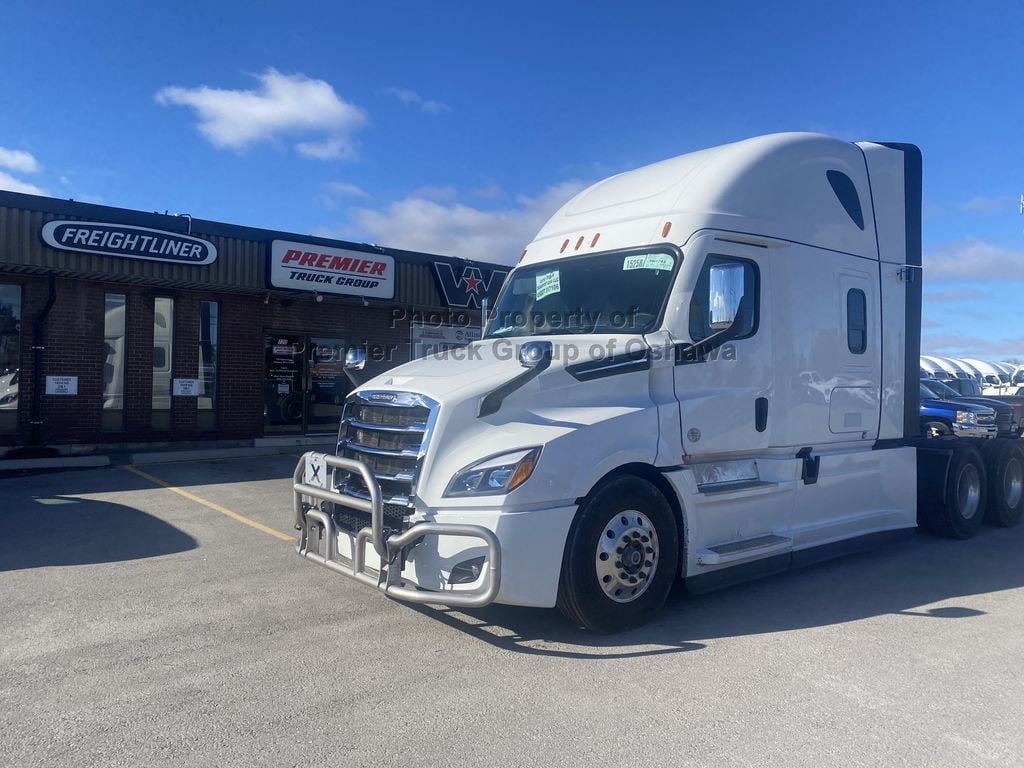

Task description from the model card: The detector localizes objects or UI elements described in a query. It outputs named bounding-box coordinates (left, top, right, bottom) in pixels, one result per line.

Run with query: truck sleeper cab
left=294, top=133, right=1024, bottom=632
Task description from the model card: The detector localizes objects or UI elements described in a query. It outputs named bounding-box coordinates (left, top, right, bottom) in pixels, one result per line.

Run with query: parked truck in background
left=963, top=358, right=1012, bottom=395
left=293, top=133, right=1024, bottom=632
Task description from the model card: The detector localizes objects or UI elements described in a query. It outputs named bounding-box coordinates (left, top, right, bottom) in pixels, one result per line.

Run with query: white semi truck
left=293, top=133, right=1024, bottom=632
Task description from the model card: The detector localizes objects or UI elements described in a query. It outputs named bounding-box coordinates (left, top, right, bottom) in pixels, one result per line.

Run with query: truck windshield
left=485, top=249, right=678, bottom=337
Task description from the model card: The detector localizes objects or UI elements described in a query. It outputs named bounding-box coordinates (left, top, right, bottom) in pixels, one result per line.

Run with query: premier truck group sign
left=269, top=240, right=395, bottom=299
left=41, top=221, right=218, bottom=265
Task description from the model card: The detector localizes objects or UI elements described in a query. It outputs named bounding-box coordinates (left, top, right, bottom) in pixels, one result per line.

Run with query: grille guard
left=293, top=452, right=501, bottom=608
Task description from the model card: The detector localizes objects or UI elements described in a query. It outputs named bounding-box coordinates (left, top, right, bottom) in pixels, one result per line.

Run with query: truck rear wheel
left=557, top=476, right=679, bottom=633
left=982, top=439, right=1024, bottom=527
left=919, top=444, right=987, bottom=539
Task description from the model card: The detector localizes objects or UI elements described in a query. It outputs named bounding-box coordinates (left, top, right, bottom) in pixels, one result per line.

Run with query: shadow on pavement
left=410, top=527, right=1024, bottom=658
left=0, top=494, right=197, bottom=571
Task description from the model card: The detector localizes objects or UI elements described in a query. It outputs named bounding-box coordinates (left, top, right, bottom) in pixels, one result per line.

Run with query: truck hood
left=350, top=334, right=659, bottom=509
left=356, top=338, right=527, bottom=405
left=354, top=335, right=647, bottom=408
left=920, top=397, right=993, bottom=414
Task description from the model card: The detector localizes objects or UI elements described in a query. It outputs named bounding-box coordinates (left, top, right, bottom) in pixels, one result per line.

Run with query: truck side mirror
left=344, top=347, right=367, bottom=387
left=344, top=348, right=366, bottom=371
left=708, top=262, right=746, bottom=331
left=679, top=295, right=752, bottom=364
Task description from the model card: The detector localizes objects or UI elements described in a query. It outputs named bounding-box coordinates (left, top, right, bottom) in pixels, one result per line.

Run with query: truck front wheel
left=557, top=476, right=679, bottom=633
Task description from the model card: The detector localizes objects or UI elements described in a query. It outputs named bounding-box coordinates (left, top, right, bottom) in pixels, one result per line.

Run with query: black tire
left=982, top=439, right=1024, bottom=527
left=557, top=476, right=679, bottom=633
left=919, top=444, right=987, bottom=539
left=921, top=419, right=952, bottom=439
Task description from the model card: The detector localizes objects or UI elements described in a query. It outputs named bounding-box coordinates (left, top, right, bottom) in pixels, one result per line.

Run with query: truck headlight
left=444, top=448, right=541, bottom=497
left=956, top=411, right=976, bottom=425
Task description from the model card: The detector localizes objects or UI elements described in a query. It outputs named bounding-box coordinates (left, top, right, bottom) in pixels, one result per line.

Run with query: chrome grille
left=332, top=391, right=438, bottom=533
left=977, top=413, right=995, bottom=425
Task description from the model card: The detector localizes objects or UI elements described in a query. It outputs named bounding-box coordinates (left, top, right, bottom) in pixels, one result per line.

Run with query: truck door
left=673, top=243, right=774, bottom=457
left=670, top=238, right=795, bottom=562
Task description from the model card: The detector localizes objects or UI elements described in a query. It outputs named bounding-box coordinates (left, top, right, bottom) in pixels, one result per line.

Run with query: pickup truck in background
left=936, top=375, right=1024, bottom=434
left=919, top=381, right=997, bottom=439
left=920, top=378, right=1014, bottom=437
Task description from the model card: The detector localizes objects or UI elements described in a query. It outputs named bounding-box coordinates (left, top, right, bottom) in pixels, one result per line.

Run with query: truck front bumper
left=950, top=423, right=997, bottom=439
left=293, top=452, right=502, bottom=609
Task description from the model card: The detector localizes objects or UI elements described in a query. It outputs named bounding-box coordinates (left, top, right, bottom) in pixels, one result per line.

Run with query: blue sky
left=0, top=1, right=1022, bottom=358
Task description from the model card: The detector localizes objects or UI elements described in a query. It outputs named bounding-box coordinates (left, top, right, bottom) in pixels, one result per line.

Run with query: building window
left=847, top=288, right=867, bottom=354
left=0, top=284, right=21, bottom=434
left=102, top=294, right=126, bottom=431
left=152, top=297, right=174, bottom=430
left=198, top=301, right=218, bottom=431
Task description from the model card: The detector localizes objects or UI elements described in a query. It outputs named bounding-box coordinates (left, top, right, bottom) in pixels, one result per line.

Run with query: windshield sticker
left=624, top=253, right=674, bottom=271
left=535, top=270, right=561, bottom=300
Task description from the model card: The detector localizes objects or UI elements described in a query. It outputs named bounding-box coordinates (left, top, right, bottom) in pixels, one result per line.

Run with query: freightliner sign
left=41, top=221, right=217, bottom=265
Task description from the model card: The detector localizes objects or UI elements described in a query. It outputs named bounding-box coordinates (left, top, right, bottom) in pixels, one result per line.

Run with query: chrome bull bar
left=292, top=452, right=501, bottom=608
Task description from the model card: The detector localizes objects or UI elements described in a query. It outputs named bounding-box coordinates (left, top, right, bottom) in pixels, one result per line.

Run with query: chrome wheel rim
left=595, top=509, right=659, bottom=603
left=957, top=463, right=981, bottom=520
left=1004, top=456, right=1023, bottom=509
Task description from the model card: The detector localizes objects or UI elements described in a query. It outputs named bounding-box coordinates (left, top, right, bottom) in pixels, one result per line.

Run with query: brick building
left=0, top=191, right=509, bottom=457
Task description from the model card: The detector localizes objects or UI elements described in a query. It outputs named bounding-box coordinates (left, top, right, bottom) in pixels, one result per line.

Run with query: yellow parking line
left=123, top=464, right=294, bottom=542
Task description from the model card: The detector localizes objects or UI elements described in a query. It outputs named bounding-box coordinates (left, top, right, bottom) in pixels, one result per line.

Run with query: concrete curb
left=126, top=446, right=299, bottom=465
left=1, top=444, right=335, bottom=472
left=0, top=455, right=111, bottom=471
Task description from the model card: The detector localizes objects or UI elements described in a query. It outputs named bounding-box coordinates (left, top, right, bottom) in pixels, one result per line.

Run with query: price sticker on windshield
left=623, top=253, right=674, bottom=271
left=536, top=270, right=560, bottom=300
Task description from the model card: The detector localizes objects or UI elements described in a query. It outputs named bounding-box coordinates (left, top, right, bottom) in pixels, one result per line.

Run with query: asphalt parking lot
left=2, top=455, right=1023, bottom=768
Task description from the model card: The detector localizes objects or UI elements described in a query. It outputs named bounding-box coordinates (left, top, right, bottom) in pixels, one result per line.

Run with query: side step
left=697, top=533, right=792, bottom=565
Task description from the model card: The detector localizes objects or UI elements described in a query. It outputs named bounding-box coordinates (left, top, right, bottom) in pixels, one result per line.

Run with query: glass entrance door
left=264, top=334, right=305, bottom=433
left=306, top=336, right=349, bottom=433
left=263, top=334, right=351, bottom=434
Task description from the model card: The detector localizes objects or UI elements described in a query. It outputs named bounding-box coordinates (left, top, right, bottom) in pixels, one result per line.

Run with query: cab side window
left=688, top=255, right=759, bottom=342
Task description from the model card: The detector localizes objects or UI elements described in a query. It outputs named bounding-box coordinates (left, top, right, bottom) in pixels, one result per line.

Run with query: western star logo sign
left=432, top=262, right=509, bottom=308
left=269, top=240, right=395, bottom=300
left=41, top=221, right=217, bottom=265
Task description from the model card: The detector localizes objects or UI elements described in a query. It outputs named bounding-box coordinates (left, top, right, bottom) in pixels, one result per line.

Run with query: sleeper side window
left=847, top=288, right=867, bottom=354
left=688, top=255, right=759, bottom=342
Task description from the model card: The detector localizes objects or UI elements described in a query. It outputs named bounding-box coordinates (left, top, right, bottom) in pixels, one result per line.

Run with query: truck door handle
left=755, top=397, right=768, bottom=432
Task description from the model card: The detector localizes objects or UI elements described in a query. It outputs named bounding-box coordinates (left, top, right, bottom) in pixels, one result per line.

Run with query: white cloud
left=409, top=185, right=457, bottom=203
left=155, top=68, right=367, bottom=158
left=344, top=181, right=586, bottom=262
left=471, top=180, right=504, bottom=200
left=923, top=331, right=1024, bottom=357
left=959, top=195, right=1016, bottom=214
left=321, top=181, right=369, bottom=210
left=0, top=170, right=46, bottom=196
left=295, top=137, right=355, bottom=161
left=923, top=238, right=1024, bottom=282
left=923, top=287, right=990, bottom=304
left=0, top=147, right=40, bottom=174
left=325, top=181, right=369, bottom=199
left=381, top=87, right=450, bottom=114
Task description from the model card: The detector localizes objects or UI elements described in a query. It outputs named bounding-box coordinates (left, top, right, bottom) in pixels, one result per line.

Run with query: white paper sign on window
left=535, top=270, right=561, bottom=300
left=45, top=376, right=78, bottom=395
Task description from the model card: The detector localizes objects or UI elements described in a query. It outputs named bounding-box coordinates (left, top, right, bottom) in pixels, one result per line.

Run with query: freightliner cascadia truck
left=293, top=133, right=1024, bottom=632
